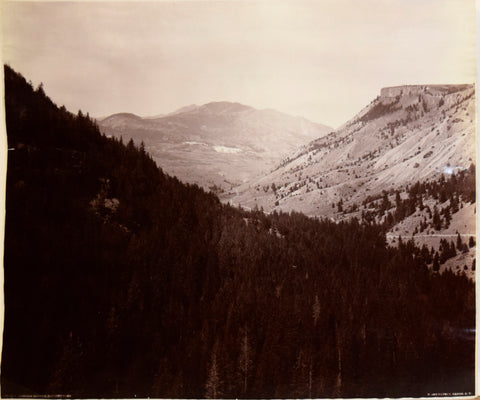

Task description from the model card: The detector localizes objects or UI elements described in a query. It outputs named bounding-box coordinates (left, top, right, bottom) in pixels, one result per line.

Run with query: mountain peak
left=198, top=101, right=254, bottom=114
left=98, top=100, right=331, bottom=189
left=101, top=112, right=142, bottom=121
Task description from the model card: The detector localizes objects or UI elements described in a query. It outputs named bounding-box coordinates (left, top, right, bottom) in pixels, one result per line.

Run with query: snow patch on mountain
left=213, top=146, right=242, bottom=154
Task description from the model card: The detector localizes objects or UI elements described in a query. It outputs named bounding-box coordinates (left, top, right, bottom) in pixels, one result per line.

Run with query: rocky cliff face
left=380, top=84, right=472, bottom=98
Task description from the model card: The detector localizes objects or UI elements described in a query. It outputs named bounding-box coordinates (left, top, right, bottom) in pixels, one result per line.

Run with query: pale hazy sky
left=1, top=0, right=476, bottom=127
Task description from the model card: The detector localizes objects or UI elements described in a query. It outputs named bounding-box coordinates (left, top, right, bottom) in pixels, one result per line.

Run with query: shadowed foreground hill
left=1, top=65, right=475, bottom=398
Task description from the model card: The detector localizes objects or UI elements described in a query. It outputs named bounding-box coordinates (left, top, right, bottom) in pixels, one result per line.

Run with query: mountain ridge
left=225, top=83, right=475, bottom=217
left=100, top=100, right=331, bottom=125
left=98, top=101, right=332, bottom=189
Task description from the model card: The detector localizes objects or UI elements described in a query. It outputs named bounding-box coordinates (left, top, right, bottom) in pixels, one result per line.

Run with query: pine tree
left=450, top=193, right=459, bottom=213
left=432, top=206, right=442, bottom=230
left=337, top=199, right=343, bottom=213
left=205, top=348, right=222, bottom=399
left=433, top=252, right=440, bottom=272
left=418, top=195, right=424, bottom=211
left=450, top=241, right=457, bottom=258
left=395, top=191, right=401, bottom=209
left=238, top=328, right=253, bottom=396
left=456, top=233, right=463, bottom=251
left=443, top=206, right=451, bottom=228
left=381, top=191, right=391, bottom=212
left=469, top=236, right=475, bottom=248
left=333, top=321, right=343, bottom=397
left=312, top=295, right=321, bottom=326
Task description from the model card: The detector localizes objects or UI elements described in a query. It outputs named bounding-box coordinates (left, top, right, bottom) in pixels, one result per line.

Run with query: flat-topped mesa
left=380, top=84, right=473, bottom=98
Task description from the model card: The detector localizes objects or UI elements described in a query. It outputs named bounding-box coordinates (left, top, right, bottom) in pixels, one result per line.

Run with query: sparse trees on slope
left=2, top=65, right=475, bottom=399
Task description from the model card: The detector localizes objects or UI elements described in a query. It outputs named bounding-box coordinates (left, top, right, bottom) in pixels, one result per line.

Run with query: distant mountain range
left=98, top=102, right=332, bottom=190
left=98, top=85, right=476, bottom=275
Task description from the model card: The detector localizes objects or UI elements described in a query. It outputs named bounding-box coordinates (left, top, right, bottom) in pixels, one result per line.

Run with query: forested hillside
left=228, top=84, right=475, bottom=218
left=2, top=65, right=475, bottom=398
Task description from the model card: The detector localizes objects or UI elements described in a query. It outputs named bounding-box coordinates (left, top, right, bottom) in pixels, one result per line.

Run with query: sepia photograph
left=0, top=0, right=477, bottom=398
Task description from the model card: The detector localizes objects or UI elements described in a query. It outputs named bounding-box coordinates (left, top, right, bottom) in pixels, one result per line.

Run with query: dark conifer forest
left=1, top=65, right=476, bottom=398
